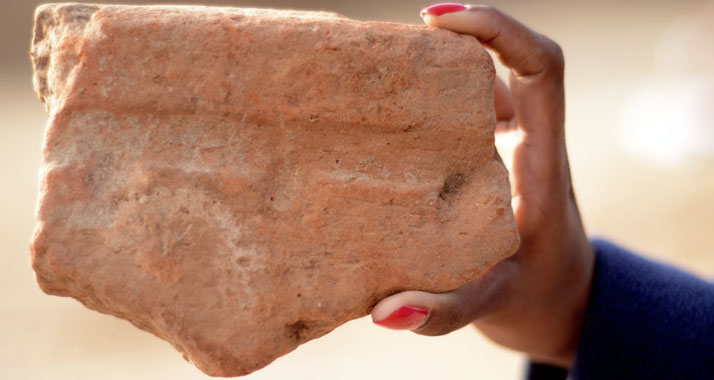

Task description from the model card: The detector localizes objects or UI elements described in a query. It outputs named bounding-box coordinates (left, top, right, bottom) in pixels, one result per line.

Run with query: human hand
left=371, top=4, right=595, bottom=367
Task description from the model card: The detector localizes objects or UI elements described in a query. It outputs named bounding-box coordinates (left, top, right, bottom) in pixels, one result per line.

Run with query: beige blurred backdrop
left=2, top=0, right=713, bottom=379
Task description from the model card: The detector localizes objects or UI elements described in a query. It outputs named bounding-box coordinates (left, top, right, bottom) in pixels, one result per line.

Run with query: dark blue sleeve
left=571, top=238, right=714, bottom=380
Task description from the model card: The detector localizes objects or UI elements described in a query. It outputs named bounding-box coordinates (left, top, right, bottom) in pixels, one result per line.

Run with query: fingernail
left=420, top=3, right=467, bottom=17
left=373, top=306, right=429, bottom=330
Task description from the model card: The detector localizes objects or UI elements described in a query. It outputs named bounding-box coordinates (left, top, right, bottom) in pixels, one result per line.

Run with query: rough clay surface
left=30, top=3, right=519, bottom=377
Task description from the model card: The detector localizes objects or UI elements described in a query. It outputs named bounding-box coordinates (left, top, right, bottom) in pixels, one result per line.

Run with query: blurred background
left=2, top=0, right=713, bottom=379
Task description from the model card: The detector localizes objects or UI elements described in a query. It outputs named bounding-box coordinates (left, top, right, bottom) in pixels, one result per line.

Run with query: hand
left=371, top=4, right=595, bottom=368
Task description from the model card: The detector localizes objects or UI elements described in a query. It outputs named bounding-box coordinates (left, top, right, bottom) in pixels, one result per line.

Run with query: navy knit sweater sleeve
left=573, top=239, right=714, bottom=379
left=525, top=239, right=714, bottom=380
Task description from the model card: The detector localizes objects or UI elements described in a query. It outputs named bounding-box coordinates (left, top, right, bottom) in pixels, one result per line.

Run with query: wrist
left=546, top=206, right=595, bottom=367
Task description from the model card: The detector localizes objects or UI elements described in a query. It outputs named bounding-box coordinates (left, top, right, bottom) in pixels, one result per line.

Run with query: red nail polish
left=374, top=306, right=429, bottom=330
left=420, top=3, right=467, bottom=17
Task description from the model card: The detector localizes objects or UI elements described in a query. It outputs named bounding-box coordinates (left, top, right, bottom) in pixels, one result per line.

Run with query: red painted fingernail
left=420, top=3, right=467, bottom=17
left=373, top=306, right=429, bottom=330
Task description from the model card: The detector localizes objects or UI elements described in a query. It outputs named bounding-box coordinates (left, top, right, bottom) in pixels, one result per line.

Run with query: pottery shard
left=30, top=3, right=519, bottom=377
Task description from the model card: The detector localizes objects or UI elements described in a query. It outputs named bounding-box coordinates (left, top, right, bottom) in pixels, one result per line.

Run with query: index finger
left=421, top=5, right=564, bottom=79
left=421, top=4, right=568, bottom=199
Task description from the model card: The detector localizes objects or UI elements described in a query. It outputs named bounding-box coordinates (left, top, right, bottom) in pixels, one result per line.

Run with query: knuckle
left=417, top=308, right=464, bottom=336
left=471, top=4, right=498, bottom=16
left=514, top=37, right=564, bottom=77
left=550, top=44, right=565, bottom=70
left=542, top=37, right=565, bottom=72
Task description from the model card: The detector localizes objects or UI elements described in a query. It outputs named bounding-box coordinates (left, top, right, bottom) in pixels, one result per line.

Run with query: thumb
left=371, top=284, right=487, bottom=336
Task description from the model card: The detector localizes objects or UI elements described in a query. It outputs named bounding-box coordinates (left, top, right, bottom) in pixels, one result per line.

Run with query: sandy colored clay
left=30, top=3, right=518, bottom=376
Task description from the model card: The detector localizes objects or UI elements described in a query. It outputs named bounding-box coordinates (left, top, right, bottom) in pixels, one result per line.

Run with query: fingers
left=421, top=5, right=565, bottom=137
left=494, top=76, right=515, bottom=133
left=422, top=4, right=569, bottom=210
left=371, top=264, right=513, bottom=336
left=372, top=290, right=471, bottom=336
left=421, top=5, right=564, bottom=79
left=494, top=76, right=514, bottom=121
